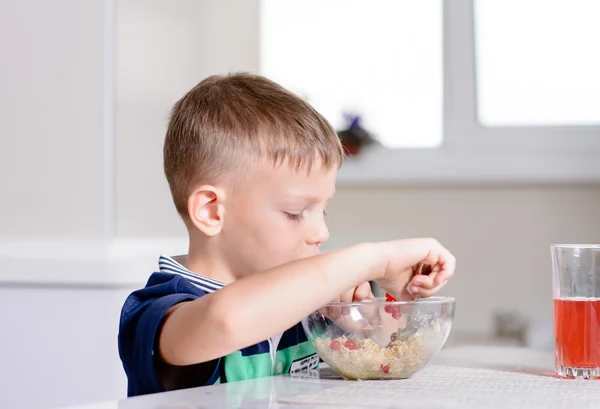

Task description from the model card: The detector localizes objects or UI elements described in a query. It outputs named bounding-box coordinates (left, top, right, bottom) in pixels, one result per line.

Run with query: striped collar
left=158, top=254, right=226, bottom=293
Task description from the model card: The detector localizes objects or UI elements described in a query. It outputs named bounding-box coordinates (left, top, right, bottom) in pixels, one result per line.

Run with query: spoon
left=386, top=263, right=432, bottom=341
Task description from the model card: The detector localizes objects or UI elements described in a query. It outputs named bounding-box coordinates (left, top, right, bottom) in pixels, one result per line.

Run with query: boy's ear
left=187, top=185, right=226, bottom=236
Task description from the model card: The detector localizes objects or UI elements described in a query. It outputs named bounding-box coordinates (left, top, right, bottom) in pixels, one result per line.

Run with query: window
left=474, top=0, right=600, bottom=126
left=259, top=0, right=443, bottom=148
left=260, top=0, right=600, bottom=183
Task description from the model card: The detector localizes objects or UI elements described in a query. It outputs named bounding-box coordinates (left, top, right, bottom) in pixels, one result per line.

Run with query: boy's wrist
left=351, top=242, right=388, bottom=282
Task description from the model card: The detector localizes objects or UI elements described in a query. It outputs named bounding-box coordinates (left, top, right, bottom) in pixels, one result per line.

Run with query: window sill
left=335, top=146, right=600, bottom=186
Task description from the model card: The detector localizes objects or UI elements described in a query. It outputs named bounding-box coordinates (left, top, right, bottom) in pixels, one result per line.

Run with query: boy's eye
left=284, top=212, right=304, bottom=223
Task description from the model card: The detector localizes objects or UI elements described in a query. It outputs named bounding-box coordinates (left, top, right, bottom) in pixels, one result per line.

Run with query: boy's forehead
left=252, top=160, right=337, bottom=196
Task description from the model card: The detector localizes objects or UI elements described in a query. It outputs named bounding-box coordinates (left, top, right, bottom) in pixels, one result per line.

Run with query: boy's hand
left=335, top=281, right=374, bottom=304
left=322, top=282, right=377, bottom=333
left=376, top=238, right=455, bottom=301
left=325, top=281, right=374, bottom=319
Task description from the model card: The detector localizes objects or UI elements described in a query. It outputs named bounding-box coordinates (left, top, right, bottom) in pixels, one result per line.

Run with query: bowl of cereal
left=301, top=296, right=455, bottom=380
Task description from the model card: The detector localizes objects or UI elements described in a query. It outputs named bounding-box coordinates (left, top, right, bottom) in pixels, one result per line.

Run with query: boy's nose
left=306, top=221, right=329, bottom=247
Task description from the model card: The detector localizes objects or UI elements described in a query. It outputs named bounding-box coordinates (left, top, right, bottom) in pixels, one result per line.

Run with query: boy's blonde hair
left=164, top=73, right=344, bottom=216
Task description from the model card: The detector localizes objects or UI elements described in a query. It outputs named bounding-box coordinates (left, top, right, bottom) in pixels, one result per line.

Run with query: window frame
left=259, top=0, right=600, bottom=185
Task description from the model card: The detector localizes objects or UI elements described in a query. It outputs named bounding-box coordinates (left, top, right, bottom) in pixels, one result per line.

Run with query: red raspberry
left=330, top=340, right=341, bottom=350
left=380, top=364, right=390, bottom=374
left=384, top=305, right=394, bottom=314
left=344, top=339, right=356, bottom=350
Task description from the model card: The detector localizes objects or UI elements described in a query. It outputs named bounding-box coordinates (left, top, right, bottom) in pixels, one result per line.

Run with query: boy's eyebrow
left=282, top=193, right=335, bottom=203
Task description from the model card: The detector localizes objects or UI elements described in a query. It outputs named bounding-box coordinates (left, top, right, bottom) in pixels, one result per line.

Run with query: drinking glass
left=552, top=244, right=600, bottom=379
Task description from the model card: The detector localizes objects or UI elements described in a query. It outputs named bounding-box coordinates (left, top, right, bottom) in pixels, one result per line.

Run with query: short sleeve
left=132, top=293, right=198, bottom=394
left=118, top=273, right=222, bottom=396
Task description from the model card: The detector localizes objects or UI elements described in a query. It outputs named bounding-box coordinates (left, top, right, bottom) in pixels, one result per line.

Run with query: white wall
left=1, top=1, right=599, bottom=409
left=0, top=286, right=133, bottom=409
left=115, top=0, right=259, bottom=236
left=0, top=0, right=109, bottom=239
left=0, top=1, right=123, bottom=407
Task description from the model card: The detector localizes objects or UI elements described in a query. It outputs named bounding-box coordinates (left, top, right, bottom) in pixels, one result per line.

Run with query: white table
left=64, top=346, right=600, bottom=409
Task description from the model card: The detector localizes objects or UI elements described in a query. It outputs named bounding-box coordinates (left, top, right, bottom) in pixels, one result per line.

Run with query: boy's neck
left=183, top=240, right=238, bottom=285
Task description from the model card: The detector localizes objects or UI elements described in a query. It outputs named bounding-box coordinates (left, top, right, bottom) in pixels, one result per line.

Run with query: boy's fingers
left=411, top=269, right=451, bottom=295
left=340, top=288, right=355, bottom=303
left=411, top=274, right=436, bottom=289
left=339, top=288, right=356, bottom=315
left=353, top=282, right=372, bottom=302
left=417, top=280, right=448, bottom=298
left=435, top=272, right=451, bottom=286
left=327, top=305, right=340, bottom=320
left=416, top=288, right=436, bottom=298
left=435, top=253, right=456, bottom=283
left=420, top=244, right=455, bottom=275
left=436, top=267, right=454, bottom=284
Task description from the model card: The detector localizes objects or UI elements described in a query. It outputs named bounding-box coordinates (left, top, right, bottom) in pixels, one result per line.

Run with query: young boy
left=118, top=73, right=455, bottom=396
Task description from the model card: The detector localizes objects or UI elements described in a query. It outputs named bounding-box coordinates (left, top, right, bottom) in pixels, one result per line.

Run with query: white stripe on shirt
left=159, top=256, right=226, bottom=287
left=158, top=254, right=226, bottom=291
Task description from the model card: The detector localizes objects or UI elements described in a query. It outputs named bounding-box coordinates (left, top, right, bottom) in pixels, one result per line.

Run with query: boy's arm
left=159, top=238, right=455, bottom=367
left=159, top=242, right=386, bottom=366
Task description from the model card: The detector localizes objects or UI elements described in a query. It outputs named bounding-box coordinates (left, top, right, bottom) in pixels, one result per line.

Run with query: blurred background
left=1, top=0, right=599, bottom=408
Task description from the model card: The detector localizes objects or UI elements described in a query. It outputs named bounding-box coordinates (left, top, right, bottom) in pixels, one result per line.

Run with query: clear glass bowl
left=301, top=296, right=455, bottom=380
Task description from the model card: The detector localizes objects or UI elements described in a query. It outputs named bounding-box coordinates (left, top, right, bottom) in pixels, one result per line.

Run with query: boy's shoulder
left=120, top=255, right=224, bottom=314
left=119, top=254, right=227, bottom=330
left=118, top=255, right=226, bottom=395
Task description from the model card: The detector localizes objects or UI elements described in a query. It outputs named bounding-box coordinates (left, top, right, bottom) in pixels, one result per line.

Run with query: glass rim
left=325, top=296, right=455, bottom=307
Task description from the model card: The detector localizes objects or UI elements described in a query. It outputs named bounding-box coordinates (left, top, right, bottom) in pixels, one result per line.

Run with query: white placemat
left=279, top=364, right=600, bottom=409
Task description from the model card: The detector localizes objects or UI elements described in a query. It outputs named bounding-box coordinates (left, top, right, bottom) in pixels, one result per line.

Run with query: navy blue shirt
left=118, top=255, right=319, bottom=397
